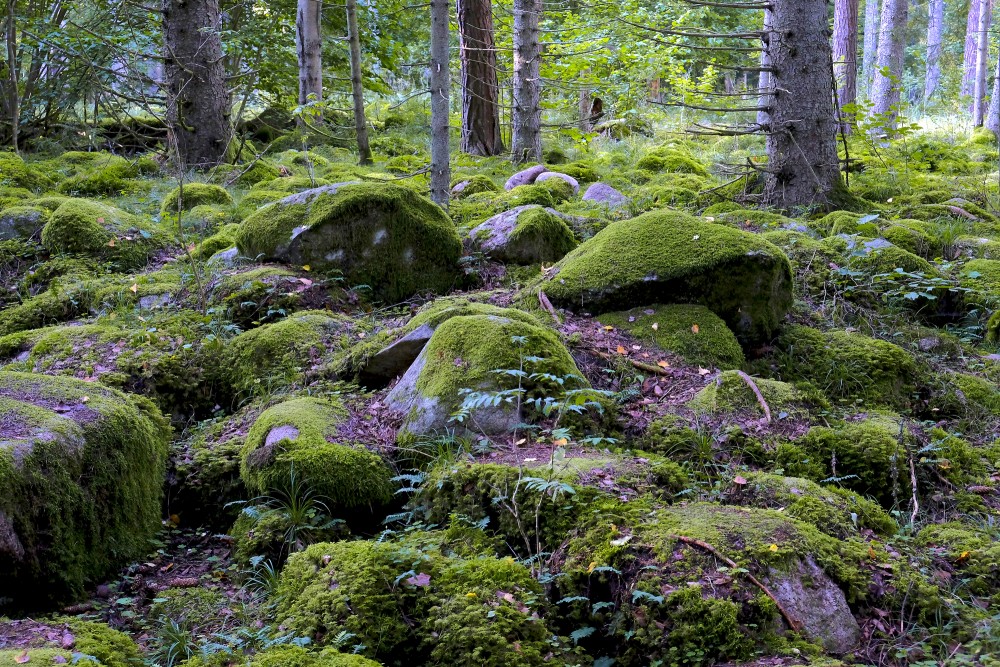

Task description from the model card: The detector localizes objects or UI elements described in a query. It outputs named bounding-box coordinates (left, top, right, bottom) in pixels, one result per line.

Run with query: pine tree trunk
left=4, top=1, right=18, bottom=152
left=579, top=84, right=592, bottom=132
left=296, top=0, right=323, bottom=113
left=869, top=0, right=907, bottom=134
left=457, top=0, right=503, bottom=155
left=346, top=0, right=372, bottom=165
left=986, top=53, right=1000, bottom=136
left=861, top=0, right=880, bottom=98
left=923, top=0, right=944, bottom=104
left=833, top=0, right=859, bottom=131
left=162, top=0, right=231, bottom=169
left=511, top=0, right=541, bottom=163
left=762, top=0, right=843, bottom=210
left=973, top=0, right=991, bottom=125
left=429, top=0, right=451, bottom=206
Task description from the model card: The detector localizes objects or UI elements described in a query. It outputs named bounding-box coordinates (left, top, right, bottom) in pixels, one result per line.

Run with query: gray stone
left=504, top=165, right=547, bottom=191
left=0, top=206, right=47, bottom=241
left=264, top=424, right=300, bottom=447
left=469, top=205, right=576, bottom=264
left=535, top=171, right=580, bottom=194
left=359, top=323, right=435, bottom=387
left=450, top=180, right=472, bottom=197
left=207, top=246, right=241, bottom=267
left=582, top=182, right=629, bottom=207
left=766, top=557, right=860, bottom=654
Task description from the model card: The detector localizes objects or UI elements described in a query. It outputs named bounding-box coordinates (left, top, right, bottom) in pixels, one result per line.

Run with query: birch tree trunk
left=833, top=0, right=859, bottom=131
left=869, top=0, right=907, bottom=134
left=973, top=0, right=991, bottom=125
left=4, top=0, right=18, bottom=152
left=510, top=0, right=542, bottom=163
left=429, top=0, right=451, bottom=206
left=296, top=0, right=323, bottom=113
left=162, top=0, right=231, bottom=169
left=986, top=53, right=1000, bottom=136
left=861, top=0, right=880, bottom=99
left=762, top=0, right=842, bottom=210
left=923, top=0, right=944, bottom=104
left=962, top=0, right=990, bottom=99
left=346, top=0, right=372, bottom=165
left=756, top=10, right=772, bottom=129
left=457, top=0, right=503, bottom=155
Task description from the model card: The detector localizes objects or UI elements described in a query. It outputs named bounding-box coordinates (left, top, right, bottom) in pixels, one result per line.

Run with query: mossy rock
left=636, top=148, right=710, bottom=177
left=251, top=176, right=334, bottom=194
left=469, top=205, right=577, bottom=265
left=771, top=325, right=918, bottom=407
left=274, top=537, right=580, bottom=666
left=640, top=184, right=699, bottom=208
left=0, top=618, right=142, bottom=667
left=917, top=521, right=1000, bottom=600
left=450, top=174, right=499, bottom=199
left=715, top=208, right=795, bottom=229
left=597, top=304, right=745, bottom=370
left=41, top=199, right=167, bottom=270
left=0, top=372, right=170, bottom=608
left=0, top=205, right=48, bottom=240
left=558, top=161, right=599, bottom=183
left=193, top=222, right=242, bottom=260
left=0, top=277, right=95, bottom=337
left=505, top=183, right=557, bottom=208
left=529, top=210, right=793, bottom=345
left=0, top=153, right=54, bottom=192
left=239, top=396, right=394, bottom=508
left=208, top=159, right=282, bottom=187
left=535, top=176, right=575, bottom=202
left=52, top=154, right=142, bottom=196
left=235, top=183, right=462, bottom=302
left=961, top=258, right=1000, bottom=295
left=160, top=182, right=234, bottom=215
left=208, top=265, right=304, bottom=326
left=688, top=370, right=825, bottom=418
left=386, top=312, right=586, bottom=437
left=223, top=310, right=361, bottom=397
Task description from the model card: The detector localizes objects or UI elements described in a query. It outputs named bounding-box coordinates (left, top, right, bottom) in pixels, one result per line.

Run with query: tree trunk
left=833, top=0, right=859, bottom=132
left=986, top=52, right=1000, bottom=136
left=346, top=0, right=372, bottom=165
left=756, top=10, right=772, bottom=129
left=962, top=0, right=990, bottom=99
left=511, top=0, right=541, bottom=163
left=974, top=0, right=991, bottom=125
left=457, top=0, right=503, bottom=155
left=869, top=0, right=907, bottom=134
left=762, top=0, right=843, bottom=210
left=162, top=0, right=230, bottom=169
left=4, top=0, right=18, bottom=152
left=296, top=0, right=323, bottom=112
left=861, top=0, right=880, bottom=99
left=579, top=84, right=592, bottom=132
left=429, top=0, right=451, bottom=207
left=923, top=0, right=944, bottom=104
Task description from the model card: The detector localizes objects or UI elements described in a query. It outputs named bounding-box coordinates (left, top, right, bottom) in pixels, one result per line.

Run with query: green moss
left=0, top=372, right=170, bottom=608
left=235, top=183, right=462, bottom=303
left=150, top=587, right=228, bottom=628
left=640, top=185, right=699, bottom=208
left=0, top=205, right=48, bottom=240
left=528, top=210, right=793, bottom=344
left=193, top=222, right=241, bottom=259
left=209, top=265, right=302, bottom=325
left=688, top=370, right=826, bottom=418
left=597, top=304, right=744, bottom=369
left=558, top=161, right=598, bottom=183
left=962, top=258, right=1000, bottom=295
left=853, top=242, right=935, bottom=276
left=240, top=396, right=394, bottom=507
left=715, top=209, right=795, bottom=229
left=56, top=160, right=139, bottom=196
left=636, top=148, right=710, bottom=177
left=0, top=278, right=94, bottom=337
left=505, top=184, right=556, bottom=208
left=161, top=183, right=234, bottom=215
left=41, top=198, right=167, bottom=270
left=251, top=176, right=334, bottom=194
left=248, top=646, right=383, bottom=667
left=536, top=177, right=574, bottom=203
left=494, top=207, right=577, bottom=264
left=0, top=152, right=55, bottom=191
left=208, top=159, right=282, bottom=187
left=771, top=325, right=918, bottom=407
left=451, top=174, right=500, bottom=198
left=0, top=620, right=140, bottom=667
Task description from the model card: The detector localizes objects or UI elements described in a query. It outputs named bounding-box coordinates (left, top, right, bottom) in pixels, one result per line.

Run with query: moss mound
left=0, top=152, right=55, bottom=191
left=688, top=370, right=825, bottom=418
left=528, top=210, right=793, bottom=344
left=0, top=618, right=141, bottom=667
left=470, top=206, right=577, bottom=264
left=0, top=372, right=170, bottom=608
left=41, top=199, right=166, bottom=269
left=240, top=396, right=394, bottom=507
left=160, top=182, right=234, bottom=215
left=235, top=183, right=462, bottom=302
left=597, top=304, right=744, bottom=369
left=0, top=205, right=48, bottom=240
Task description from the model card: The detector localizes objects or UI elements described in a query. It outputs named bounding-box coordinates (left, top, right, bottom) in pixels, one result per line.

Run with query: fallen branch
left=735, top=370, right=771, bottom=422
left=538, top=290, right=562, bottom=325
left=672, top=534, right=803, bottom=633
left=590, top=348, right=670, bottom=377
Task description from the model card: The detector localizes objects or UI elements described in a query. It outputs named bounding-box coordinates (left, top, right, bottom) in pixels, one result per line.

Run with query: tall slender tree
left=962, top=0, right=991, bottom=99
left=296, top=0, right=323, bottom=115
left=162, top=0, right=231, bottom=168
left=3, top=0, right=18, bottom=152
left=869, top=0, right=907, bottom=133
left=923, top=0, right=944, bottom=104
left=861, top=0, right=880, bottom=98
left=973, top=0, right=991, bottom=125
left=429, top=0, right=451, bottom=205
left=457, top=0, right=504, bottom=155
left=511, top=0, right=542, bottom=163
left=346, top=0, right=372, bottom=165
left=833, top=0, right=859, bottom=131
left=987, top=53, right=1000, bottom=136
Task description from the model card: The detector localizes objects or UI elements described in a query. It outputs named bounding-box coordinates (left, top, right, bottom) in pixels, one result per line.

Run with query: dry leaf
left=691, top=324, right=700, bottom=334
left=553, top=437, right=568, bottom=446
left=616, top=345, right=627, bottom=355
left=768, top=544, right=779, bottom=552
left=81, top=396, right=90, bottom=403
left=603, top=325, right=614, bottom=331
left=587, top=561, right=597, bottom=574
left=651, top=322, right=659, bottom=331
left=733, top=475, right=747, bottom=485
left=657, top=360, right=669, bottom=368
left=301, top=264, right=311, bottom=271
left=14, top=650, right=29, bottom=664
left=698, top=368, right=710, bottom=375
left=130, top=283, right=138, bottom=294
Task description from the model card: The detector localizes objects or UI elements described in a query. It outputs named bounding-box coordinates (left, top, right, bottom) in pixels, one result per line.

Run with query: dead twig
left=734, top=370, right=771, bottom=422
left=590, top=348, right=670, bottom=377
left=537, top=290, right=562, bottom=324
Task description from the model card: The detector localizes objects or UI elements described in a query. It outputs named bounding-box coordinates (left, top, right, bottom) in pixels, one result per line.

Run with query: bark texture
left=511, top=0, right=542, bottom=163
left=458, top=0, right=504, bottom=155
left=973, top=0, right=991, bottom=125
left=762, top=0, right=842, bottom=210
left=163, top=0, right=230, bottom=169
left=987, top=53, right=1000, bottom=136
left=346, top=0, right=372, bottom=165
left=296, top=0, right=323, bottom=109
left=923, top=0, right=944, bottom=104
left=869, top=0, right=907, bottom=132
left=4, top=0, right=18, bottom=151
left=756, top=10, right=772, bottom=129
left=833, top=0, right=859, bottom=128
left=861, top=0, right=880, bottom=98
left=429, top=0, right=451, bottom=206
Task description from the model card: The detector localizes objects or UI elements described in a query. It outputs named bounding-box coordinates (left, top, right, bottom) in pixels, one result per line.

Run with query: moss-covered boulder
left=386, top=312, right=586, bottom=437
left=688, top=370, right=825, bottom=419
left=582, top=182, right=629, bottom=207
left=597, top=304, right=744, bottom=369
left=239, top=396, right=394, bottom=507
left=235, top=183, right=462, bottom=302
left=0, top=205, right=48, bottom=241
left=160, top=182, right=234, bottom=215
left=529, top=210, right=793, bottom=344
left=0, top=372, right=170, bottom=608
left=41, top=199, right=166, bottom=269
left=451, top=174, right=499, bottom=198
left=0, top=152, right=54, bottom=191
left=469, top=205, right=577, bottom=264
left=0, top=618, right=142, bottom=666
left=180, top=646, right=383, bottom=667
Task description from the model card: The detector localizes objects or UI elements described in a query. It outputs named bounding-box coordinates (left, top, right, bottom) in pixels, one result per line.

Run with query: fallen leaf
left=691, top=324, right=699, bottom=334
left=733, top=475, right=747, bottom=485
left=587, top=561, right=597, bottom=574
left=957, top=551, right=971, bottom=563
left=14, top=650, right=28, bottom=664
left=603, top=325, right=614, bottom=331
left=107, top=239, right=116, bottom=247
left=651, top=322, right=659, bottom=331
left=406, top=573, right=431, bottom=587
left=698, top=368, right=710, bottom=375
left=302, top=264, right=311, bottom=271
left=657, top=360, right=669, bottom=368
left=465, top=592, right=477, bottom=598
left=553, top=437, right=568, bottom=446
left=616, top=345, right=627, bottom=355
left=130, top=283, right=138, bottom=294
left=81, top=396, right=90, bottom=403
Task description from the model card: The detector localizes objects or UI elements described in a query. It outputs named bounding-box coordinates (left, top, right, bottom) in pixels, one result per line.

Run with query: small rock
left=766, top=556, right=860, bottom=653
left=359, top=323, right=435, bottom=387
left=504, top=165, right=547, bottom=191
left=535, top=172, right=580, bottom=194
left=918, top=337, right=941, bottom=352
left=582, top=182, right=629, bottom=207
